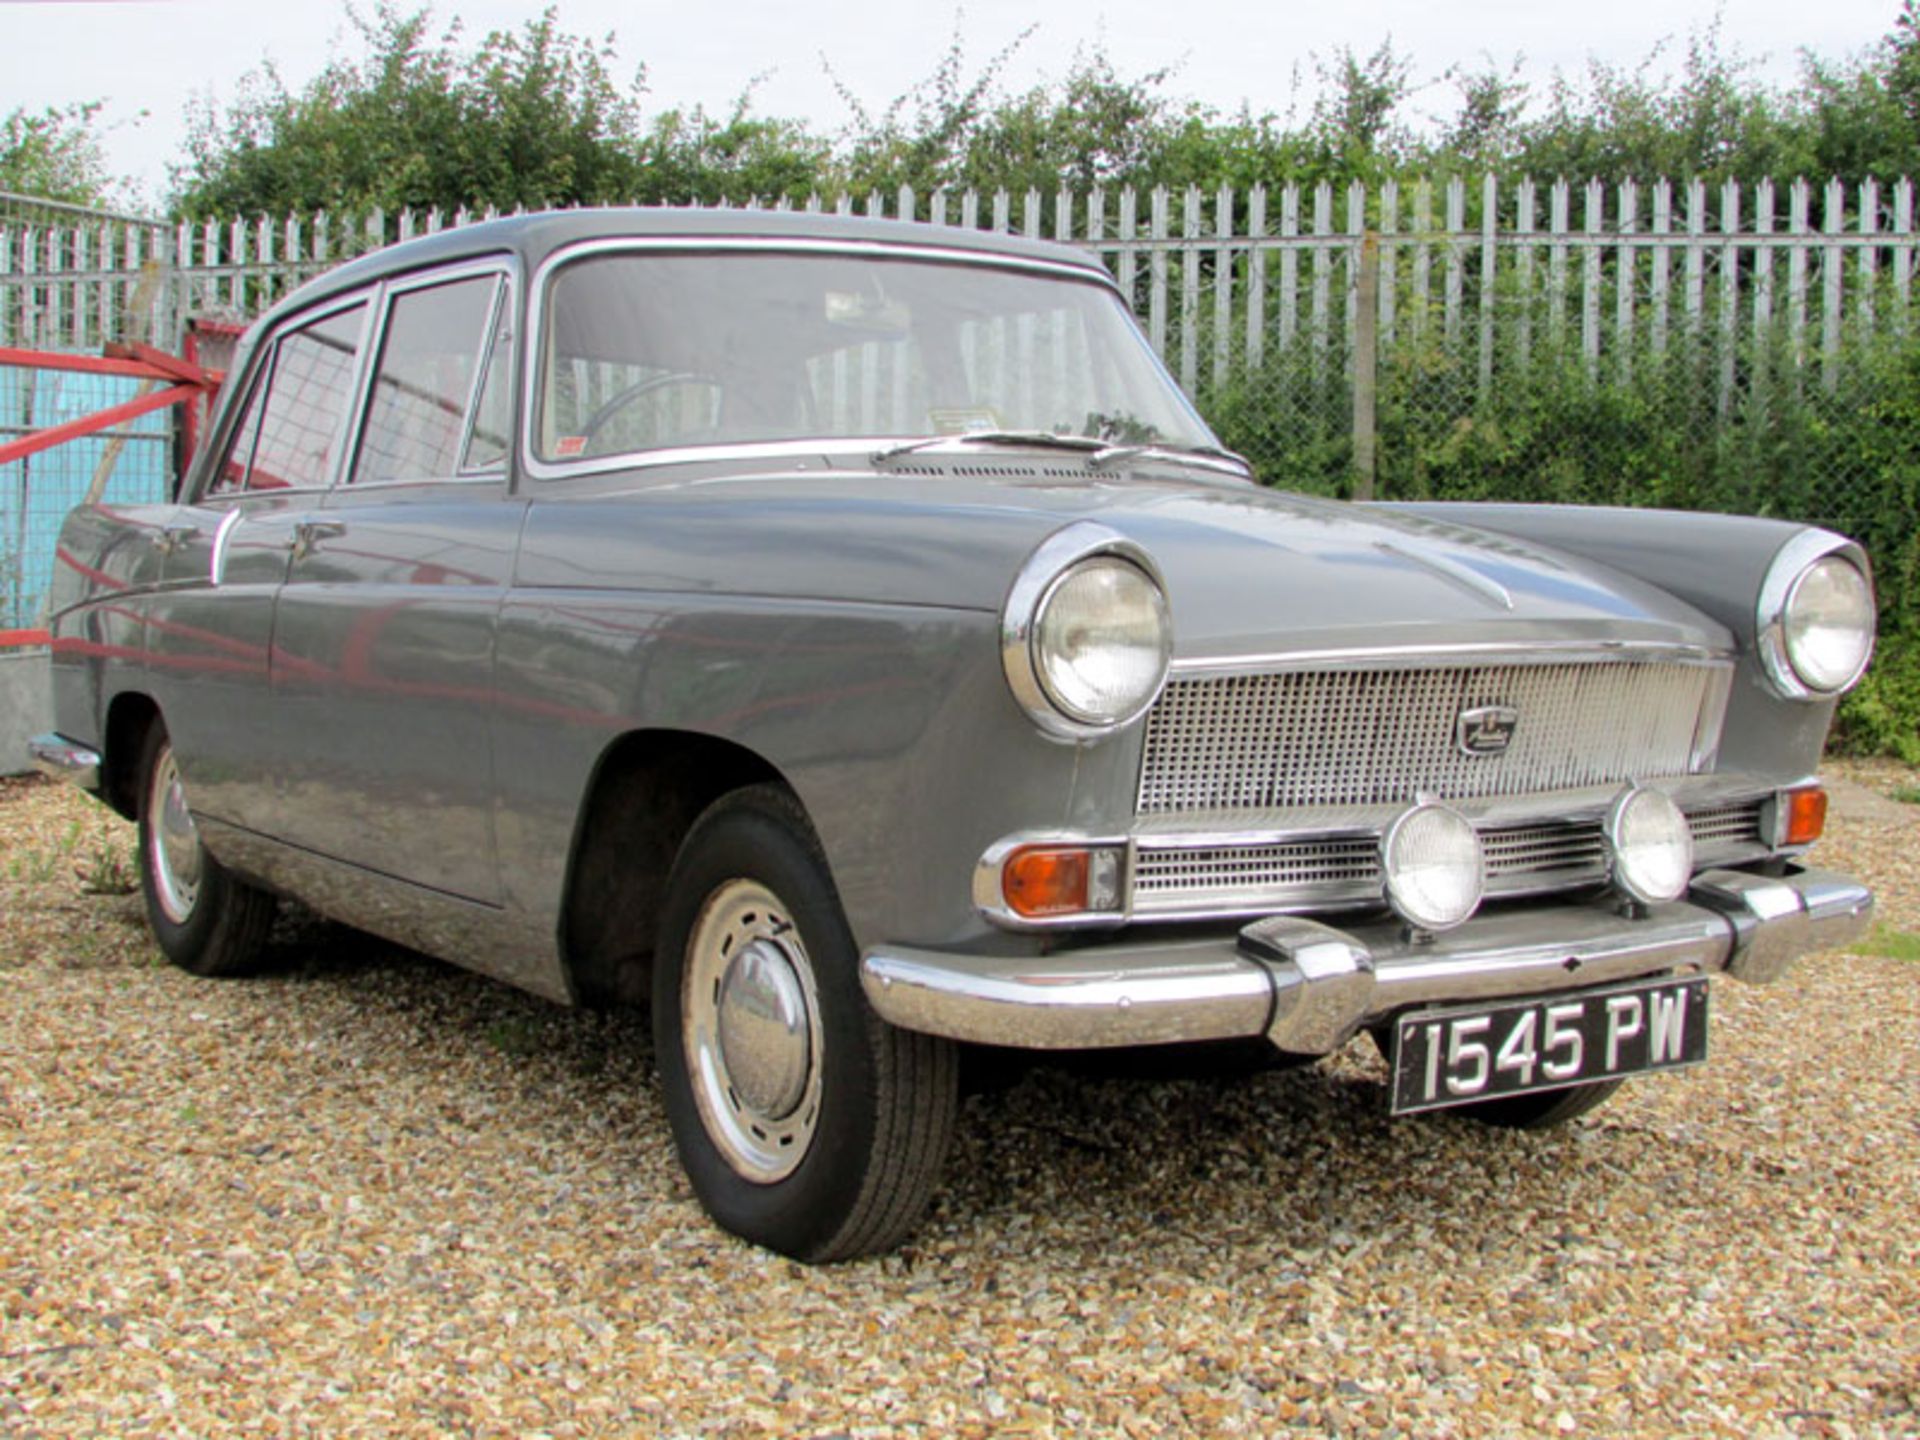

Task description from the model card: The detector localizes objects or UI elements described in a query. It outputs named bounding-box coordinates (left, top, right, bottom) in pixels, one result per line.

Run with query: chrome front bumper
left=27, top=732, right=102, bottom=792
left=860, top=867, right=1874, bottom=1055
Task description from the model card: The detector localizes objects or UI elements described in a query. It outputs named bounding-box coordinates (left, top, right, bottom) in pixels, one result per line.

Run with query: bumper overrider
left=860, top=867, right=1873, bottom=1055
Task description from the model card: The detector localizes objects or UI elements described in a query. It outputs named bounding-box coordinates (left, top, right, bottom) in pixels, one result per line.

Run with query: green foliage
left=640, top=102, right=831, bottom=206
left=173, top=4, right=653, bottom=216
left=160, top=2, right=1920, bottom=218
left=1854, top=926, right=1920, bottom=960
left=0, top=102, right=112, bottom=205
left=1198, top=301, right=1920, bottom=758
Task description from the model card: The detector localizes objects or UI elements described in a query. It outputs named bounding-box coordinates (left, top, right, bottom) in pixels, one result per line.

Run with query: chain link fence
left=3, top=181, right=1916, bottom=751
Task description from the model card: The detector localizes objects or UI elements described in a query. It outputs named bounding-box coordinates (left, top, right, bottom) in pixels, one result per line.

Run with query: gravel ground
left=2, top=769, right=1917, bottom=1438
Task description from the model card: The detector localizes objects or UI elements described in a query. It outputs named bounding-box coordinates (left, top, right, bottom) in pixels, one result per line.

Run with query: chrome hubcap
left=683, top=879, right=823, bottom=1183
left=147, top=745, right=203, bottom=925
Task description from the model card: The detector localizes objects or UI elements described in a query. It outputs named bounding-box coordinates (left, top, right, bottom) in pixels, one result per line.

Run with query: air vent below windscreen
left=889, top=462, right=1091, bottom=481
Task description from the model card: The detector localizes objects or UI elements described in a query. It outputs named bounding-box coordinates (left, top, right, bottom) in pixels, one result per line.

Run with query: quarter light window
left=215, top=302, right=369, bottom=493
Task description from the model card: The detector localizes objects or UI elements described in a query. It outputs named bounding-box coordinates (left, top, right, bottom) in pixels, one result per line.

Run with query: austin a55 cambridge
left=31, top=210, right=1875, bottom=1259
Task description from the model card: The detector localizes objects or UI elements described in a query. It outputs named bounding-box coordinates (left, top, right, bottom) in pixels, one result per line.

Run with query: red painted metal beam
left=0, top=345, right=182, bottom=383
left=104, top=341, right=223, bottom=387
left=0, top=629, right=52, bottom=648
left=0, top=382, right=197, bottom=468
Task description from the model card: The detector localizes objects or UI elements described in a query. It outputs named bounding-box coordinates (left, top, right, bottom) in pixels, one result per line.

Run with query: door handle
left=290, top=519, right=347, bottom=561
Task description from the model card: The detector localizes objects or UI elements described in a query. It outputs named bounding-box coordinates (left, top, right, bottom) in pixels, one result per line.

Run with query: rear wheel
left=653, top=785, right=957, bottom=1261
left=137, top=723, right=276, bottom=977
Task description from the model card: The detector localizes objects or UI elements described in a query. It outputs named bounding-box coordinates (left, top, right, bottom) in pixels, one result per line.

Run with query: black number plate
left=1389, top=975, right=1710, bottom=1116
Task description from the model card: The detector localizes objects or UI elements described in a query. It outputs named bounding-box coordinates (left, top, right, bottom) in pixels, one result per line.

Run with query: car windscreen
left=534, top=248, right=1217, bottom=462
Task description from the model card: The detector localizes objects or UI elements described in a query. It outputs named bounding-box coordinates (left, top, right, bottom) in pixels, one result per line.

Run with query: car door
left=265, top=263, right=521, bottom=903
left=147, top=295, right=374, bottom=834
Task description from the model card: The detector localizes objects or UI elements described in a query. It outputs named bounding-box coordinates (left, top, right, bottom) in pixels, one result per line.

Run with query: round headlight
left=1380, top=803, right=1484, bottom=932
left=1030, top=556, right=1172, bottom=728
left=1604, top=787, right=1694, bottom=906
left=1782, top=555, right=1875, bottom=694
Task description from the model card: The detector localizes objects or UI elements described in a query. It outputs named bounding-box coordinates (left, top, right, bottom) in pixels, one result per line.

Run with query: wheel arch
left=558, top=727, right=788, bottom=1006
left=98, top=690, right=163, bottom=821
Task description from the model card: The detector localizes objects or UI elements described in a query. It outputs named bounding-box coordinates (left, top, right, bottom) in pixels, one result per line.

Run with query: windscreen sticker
left=553, top=435, right=588, bottom=457
left=929, top=407, right=1002, bottom=434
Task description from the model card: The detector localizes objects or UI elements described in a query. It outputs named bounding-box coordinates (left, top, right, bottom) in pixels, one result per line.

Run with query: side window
left=352, top=275, right=501, bottom=484
left=242, top=302, right=370, bottom=492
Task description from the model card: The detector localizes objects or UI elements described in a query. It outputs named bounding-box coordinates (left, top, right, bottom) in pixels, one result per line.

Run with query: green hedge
left=1199, top=334, right=1920, bottom=760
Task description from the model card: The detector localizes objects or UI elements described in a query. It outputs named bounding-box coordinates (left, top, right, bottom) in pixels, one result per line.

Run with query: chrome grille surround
left=1129, top=798, right=1768, bottom=919
left=1138, top=656, right=1729, bottom=815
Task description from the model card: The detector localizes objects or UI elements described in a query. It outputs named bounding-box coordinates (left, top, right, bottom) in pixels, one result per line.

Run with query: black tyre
left=653, top=785, right=958, bottom=1261
left=1446, top=1079, right=1624, bottom=1130
left=136, top=723, right=276, bottom=977
left=1370, top=1024, right=1623, bottom=1129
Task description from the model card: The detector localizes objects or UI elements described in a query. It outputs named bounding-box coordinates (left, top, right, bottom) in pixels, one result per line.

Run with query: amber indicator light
left=1782, top=786, right=1828, bottom=846
left=1002, top=847, right=1091, bottom=917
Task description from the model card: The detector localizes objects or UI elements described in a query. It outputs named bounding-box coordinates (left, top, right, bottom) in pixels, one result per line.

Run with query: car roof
left=253, top=206, right=1116, bottom=330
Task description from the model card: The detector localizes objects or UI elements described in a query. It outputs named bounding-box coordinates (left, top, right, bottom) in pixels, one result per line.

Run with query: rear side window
left=352, top=274, right=502, bottom=483
left=212, top=301, right=369, bottom=494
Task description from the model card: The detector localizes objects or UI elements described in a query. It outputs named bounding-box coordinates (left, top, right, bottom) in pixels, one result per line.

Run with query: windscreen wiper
left=1086, top=441, right=1252, bottom=474
left=871, top=431, right=1111, bottom=464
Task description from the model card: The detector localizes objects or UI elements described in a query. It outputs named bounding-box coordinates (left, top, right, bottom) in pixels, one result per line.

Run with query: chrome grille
left=1129, top=800, right=1765, bottom=917
left=1138, top=662, right=1720, bottom=815
left=1688, top=800, right=1768, bottom=846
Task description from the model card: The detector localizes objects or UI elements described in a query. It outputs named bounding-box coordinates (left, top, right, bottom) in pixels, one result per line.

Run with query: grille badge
left=1456, top=704, right=1520, bottom=757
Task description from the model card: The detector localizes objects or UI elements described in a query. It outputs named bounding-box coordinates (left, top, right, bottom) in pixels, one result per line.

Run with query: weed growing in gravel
left=1890, top=784, right=1920, bottom=805
left=1857, top=927, right=1920, bottom=961
left=485, top=1017, right=541, bottom=1058
left=77, top=837, right=138, bottom=896
left=6, top=846, right=61, bottom=884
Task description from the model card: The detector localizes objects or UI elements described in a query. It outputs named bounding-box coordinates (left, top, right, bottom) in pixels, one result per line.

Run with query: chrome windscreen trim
left=522, top=234, right=1121, bottom=484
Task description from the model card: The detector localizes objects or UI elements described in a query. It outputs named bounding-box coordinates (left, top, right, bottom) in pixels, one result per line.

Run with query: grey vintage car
left=31, top=210, right=1877, bottom=1260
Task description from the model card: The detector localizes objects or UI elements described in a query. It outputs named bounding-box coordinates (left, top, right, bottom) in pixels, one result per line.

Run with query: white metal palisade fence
left=4, top=177, right=1920, bottom=462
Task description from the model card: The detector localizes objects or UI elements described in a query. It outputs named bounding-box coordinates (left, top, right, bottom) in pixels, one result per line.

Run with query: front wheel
left=1370, top=1025, right=1624, bottom=1129
left=653, top=785, right=958, bottom=1261
left=137, top=723, right=276, bottom=977
left=1445, top=1079, right=1624, bottom=1130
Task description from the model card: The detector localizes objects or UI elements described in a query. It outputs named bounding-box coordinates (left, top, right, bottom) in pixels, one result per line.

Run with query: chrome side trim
left=28, top=733, right=102, bottom=792
left=1167, top=639, right=1733, bottom=677
left=866, top=867, right=1873, bottom=1054
left=1755, top=529, right=1876, bottom=700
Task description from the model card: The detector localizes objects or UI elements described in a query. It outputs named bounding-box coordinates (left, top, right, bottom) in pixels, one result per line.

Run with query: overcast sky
left=0, top=0, right=1906, bottom=208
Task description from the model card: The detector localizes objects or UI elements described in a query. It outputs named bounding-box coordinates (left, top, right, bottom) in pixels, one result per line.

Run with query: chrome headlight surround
left=1002, top=522, right=1173, bottom=740
left=1604, top=785, right=1694, bottom=906
left=1379, top=801, right=1485, bottom=933
left=1757, top=531, right=1877, bottom=699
